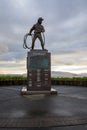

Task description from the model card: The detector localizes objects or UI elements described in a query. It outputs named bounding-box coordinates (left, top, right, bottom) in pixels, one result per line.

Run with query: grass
left=0, top=75, right=87, bottom=81
left=0, top=75, right=26, bottom=80
left=51, top=77, right=87, bottom=81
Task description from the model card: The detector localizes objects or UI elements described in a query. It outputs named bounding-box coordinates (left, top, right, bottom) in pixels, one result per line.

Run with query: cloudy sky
left=0, top=0, right=87, bottom=74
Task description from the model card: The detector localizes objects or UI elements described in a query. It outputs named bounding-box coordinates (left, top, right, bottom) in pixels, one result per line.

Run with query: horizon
left=0, top=65, right=87, bottom=75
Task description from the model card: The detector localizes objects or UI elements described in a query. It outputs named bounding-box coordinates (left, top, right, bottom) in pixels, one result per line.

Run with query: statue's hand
left=28, top=33, right=32, bottom=36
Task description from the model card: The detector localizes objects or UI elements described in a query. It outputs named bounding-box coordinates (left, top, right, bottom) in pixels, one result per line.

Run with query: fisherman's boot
left=41, top=43, right=45, bottom=50
left=31, top=42, right=34, bottom=50
left=41, top=44, right=47, bottom=51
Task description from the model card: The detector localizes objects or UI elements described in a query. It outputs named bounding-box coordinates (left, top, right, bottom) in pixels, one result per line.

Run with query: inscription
left=31, top=52, right=46, bottom=56
left=29, top=56, right=49, bottom=69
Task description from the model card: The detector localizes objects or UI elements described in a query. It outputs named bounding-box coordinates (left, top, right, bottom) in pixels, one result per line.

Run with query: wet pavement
left=0, top=85, right=87, bottom=129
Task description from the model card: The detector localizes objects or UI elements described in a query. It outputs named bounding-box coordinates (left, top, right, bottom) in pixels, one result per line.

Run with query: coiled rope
left=23, top=33, right=45, bottom=49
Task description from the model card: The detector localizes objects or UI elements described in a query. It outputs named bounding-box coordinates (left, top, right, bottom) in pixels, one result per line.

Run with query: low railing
left=0, top=79, right=27, bottom=86
left=51, top=79, right=87, bottom=87
left=0, top=79, right=87, bottom=87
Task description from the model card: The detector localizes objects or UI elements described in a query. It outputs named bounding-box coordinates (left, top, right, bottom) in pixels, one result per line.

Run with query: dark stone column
left=27, top=49, right=51, bottom=93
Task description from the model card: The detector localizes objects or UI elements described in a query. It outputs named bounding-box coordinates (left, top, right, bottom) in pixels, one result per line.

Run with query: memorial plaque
left=29, top=56, right=49, bottom=69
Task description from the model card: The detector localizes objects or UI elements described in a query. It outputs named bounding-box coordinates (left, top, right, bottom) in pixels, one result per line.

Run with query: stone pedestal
left=27, top=49, right=51, bottom=94
left=21, top=49, right=57, bottom=95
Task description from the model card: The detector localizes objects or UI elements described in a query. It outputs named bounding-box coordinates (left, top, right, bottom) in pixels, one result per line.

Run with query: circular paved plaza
left=0, top=85, right=87, bottom=129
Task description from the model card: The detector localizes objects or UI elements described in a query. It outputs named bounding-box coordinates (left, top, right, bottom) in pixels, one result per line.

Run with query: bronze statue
left=28, top=17, right=45, bottom=50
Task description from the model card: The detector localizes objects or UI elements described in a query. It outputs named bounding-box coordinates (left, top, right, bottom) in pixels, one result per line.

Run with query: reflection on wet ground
left=0, top=85, right=87, bottom=129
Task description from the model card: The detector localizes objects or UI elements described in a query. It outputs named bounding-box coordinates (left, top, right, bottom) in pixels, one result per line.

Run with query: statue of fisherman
left=28, top=17, right=45, bottom=50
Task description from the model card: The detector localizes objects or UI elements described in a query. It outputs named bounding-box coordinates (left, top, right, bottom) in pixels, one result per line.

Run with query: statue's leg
left=32, top=35, right=37, bottom=50
left=38, top=34, right=44, bottom=50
